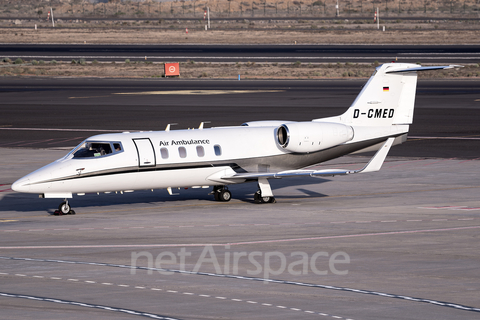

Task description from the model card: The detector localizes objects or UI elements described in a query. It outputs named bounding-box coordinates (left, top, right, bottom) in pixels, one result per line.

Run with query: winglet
left=355, top=137, right=395, bottom=173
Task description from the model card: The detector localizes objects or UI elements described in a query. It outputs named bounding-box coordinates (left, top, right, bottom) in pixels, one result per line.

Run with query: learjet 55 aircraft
left=12, top=63, right=457, bottom=214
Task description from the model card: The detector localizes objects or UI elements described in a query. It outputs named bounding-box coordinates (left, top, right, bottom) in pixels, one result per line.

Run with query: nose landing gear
left=54, top=200, right=76, bottom=216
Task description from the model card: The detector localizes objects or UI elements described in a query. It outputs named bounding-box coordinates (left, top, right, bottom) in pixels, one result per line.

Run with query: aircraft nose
left=11, top=177, right=30, bottom=193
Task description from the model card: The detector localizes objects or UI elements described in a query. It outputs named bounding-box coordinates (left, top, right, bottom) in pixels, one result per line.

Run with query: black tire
left=219, top=190, right=232, bottom=202
left=58, top=202, right=71, bottom=215
left=69, top=210, right=76, bottom=215
left=254, top=191, right=261, bottom=204
left=254, top=192, right=275, bottom=204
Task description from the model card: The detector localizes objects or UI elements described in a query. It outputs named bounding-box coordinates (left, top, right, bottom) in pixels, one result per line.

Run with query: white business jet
left=12, top=63, right=457, bottom=214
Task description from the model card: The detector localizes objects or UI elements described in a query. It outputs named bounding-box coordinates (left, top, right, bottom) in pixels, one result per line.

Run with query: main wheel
left=254, top=191, right=276, bottom=204
left=58, top=201, right=71, bottom=215
left=219, top=190, right=232, bottom=202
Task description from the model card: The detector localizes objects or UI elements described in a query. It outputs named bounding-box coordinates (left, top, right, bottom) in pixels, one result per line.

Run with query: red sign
left=165, top=63, right=180, bottom=77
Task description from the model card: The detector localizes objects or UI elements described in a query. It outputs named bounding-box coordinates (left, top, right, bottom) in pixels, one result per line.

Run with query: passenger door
left=133, top=138, right=156, bottom=167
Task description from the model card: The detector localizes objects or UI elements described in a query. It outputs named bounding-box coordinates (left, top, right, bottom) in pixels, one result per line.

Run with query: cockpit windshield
left=71, top=141, right=123, bottom=159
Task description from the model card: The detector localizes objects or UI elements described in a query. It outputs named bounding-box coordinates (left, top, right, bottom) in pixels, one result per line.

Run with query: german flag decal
left=383, top=87, right=389, bottom=92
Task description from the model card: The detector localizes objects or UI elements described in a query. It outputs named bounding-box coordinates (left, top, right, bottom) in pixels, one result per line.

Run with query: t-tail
left=318, top=63, right=460, bottom=128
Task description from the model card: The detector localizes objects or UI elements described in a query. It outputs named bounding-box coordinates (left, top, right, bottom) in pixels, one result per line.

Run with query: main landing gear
left=254, top=190, right=276, bottom=204
left=211, top=185, right=276, bottom=204
left=54, top=200, right=76, bottom=216
left=211, top=186, right=232, bottom=202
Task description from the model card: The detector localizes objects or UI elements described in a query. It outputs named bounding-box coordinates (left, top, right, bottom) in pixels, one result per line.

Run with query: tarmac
left=0, top=77, right=479, bottom=319
left=0, top=147, right=479, bottom=320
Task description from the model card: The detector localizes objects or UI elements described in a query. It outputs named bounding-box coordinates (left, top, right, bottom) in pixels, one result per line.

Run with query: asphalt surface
left=1, top=44, right=480, bottom=63
left=0, top=76, right=479, bottom=320
left=0, top=151, right=479, bottom=320
left=0, top=77, right=479, bottom=158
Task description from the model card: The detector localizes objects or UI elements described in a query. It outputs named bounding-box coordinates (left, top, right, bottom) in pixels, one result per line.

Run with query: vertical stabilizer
left=334, top=63, right=459, bottom=127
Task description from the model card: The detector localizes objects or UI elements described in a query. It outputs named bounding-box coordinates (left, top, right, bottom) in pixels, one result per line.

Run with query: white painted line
left=68, top=279, right=79, bottom=281
left=151, top=288, right=162, bottom=291
left=15, top=274, right=26, bottom=277
left=262, top=303, right=272, bottom=306
left=102, top=283, right=113, bottom=285
left=167, top=290, right=178, bottom=293
left=277, top=305, right=287, bottom=308
left=183, top=292, right=194, bottom=295
left=135, top=286, right=146, bottom=289
left=50, top=277, right=62, bottom=280
left=199, top=294, right=210, bottom=297
left=85, top=281, right=96, bottom=284
left=231, top=299, right=242, bottom=302
left=247, top=301, right=257, bottom=304
left=118, top=284, right=129, bottom=287
left=215, top=296, right=227, bottom=299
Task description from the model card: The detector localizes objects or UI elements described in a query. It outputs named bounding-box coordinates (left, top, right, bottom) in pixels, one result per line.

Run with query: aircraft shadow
left=0, top=178, right=331, bottom=214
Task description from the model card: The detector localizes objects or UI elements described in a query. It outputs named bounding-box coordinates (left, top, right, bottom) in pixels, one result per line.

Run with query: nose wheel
left=54, top=200, right=76, bottom=215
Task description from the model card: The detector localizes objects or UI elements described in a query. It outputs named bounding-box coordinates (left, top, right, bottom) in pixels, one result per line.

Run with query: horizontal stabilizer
left=385, top=65, right=462, bottom=74
left=223, top=137, right=395, bottom=180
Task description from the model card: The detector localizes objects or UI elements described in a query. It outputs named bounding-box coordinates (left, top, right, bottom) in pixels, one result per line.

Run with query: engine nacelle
left=276, top=122, right=354, bottom=153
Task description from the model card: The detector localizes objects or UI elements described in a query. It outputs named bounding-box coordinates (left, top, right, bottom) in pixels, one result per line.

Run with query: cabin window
left=160, top=147, right=169, bottom=159
left=196, top=146, right=205, bottom=157
left=113, top=143, right=122, bottom=152
left=178, top=147, right=187, bottom=158
left=214, top=145, right=222, bottom=156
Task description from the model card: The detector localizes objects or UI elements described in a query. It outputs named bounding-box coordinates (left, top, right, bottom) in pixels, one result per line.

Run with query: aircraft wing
left=222, top=137, right=395, bottom=180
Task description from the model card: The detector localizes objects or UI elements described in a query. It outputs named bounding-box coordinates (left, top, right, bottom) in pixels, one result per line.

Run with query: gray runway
left=1, top=78, right=479, bottom=158
left=0, top=77, right=479, bottom=319
left=0, top=149, right=479, bottom=320
left=2, top=44, right=480, bottom=63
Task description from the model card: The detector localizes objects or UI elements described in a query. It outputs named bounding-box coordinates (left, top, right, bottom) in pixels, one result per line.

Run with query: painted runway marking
left=19, top=272, right=349, bottom=319
left=1, top=225, right=478, bottom=250
left=0, top=291, right=181, bottom=319
left=2, top=256, right=479, bottom=315
left=409, top=136, right=480, bottom=140
left=114, top=90, right=283, bottom=96
left=1, top=216, right=476, bottom=234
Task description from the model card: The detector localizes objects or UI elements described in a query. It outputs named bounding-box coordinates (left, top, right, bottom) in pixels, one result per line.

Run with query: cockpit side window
left=73, top=141, right=122, bottom=159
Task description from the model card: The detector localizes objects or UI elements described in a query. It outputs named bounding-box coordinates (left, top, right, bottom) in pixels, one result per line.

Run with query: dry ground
left=1, top=60, right=476, bottom=80
left=2, top=27, right=480, bottom=45
left=1, top=25, right=479, bottom=79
